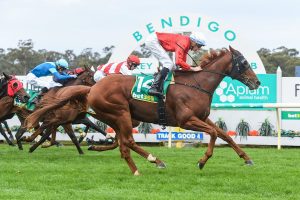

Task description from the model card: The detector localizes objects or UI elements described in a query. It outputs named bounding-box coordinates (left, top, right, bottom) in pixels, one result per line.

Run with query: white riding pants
left=26, top=73, right=62, bottom=89
left=93, top=70, right=106, bottom=82
left=144, top=34, right=175, bottom=71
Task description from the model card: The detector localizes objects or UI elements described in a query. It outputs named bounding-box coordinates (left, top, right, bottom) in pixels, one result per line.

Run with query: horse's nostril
left=256, top=80, right=261, bottom=86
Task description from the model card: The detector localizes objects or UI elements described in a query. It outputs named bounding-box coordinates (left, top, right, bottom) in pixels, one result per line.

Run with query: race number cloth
left=131, top=73, right=174, bottom=103
left=26, top=90, right=39, bottom=110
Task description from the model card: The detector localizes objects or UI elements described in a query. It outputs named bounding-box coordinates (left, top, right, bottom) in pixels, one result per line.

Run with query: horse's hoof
left=56, top=143, right=64, bottom=147
left=17, top=145, right=23, bottom=150
left=87, top=145, right=94, bottom=151
left=41, top=141, right=52, bottom=148
left=156, top=162, right=167, bottom=169
left=197, top=162, right=205, bottom=170
left=9, top=143, right=16, bottom=147
left=133, top=170, right=140, bottom=176
left=245, top=160, right=254, bottom=166
left=28, top=149, right=33, bottom=153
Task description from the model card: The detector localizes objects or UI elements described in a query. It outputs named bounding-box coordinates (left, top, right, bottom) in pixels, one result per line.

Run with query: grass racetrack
left=0, top=144, right=299, bottom=200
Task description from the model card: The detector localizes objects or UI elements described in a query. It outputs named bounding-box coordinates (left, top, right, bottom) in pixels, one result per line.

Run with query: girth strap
left=157, top=97, right=167, bottom=130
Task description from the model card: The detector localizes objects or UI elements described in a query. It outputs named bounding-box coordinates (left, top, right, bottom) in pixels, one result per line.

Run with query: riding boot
left=32, top=87, right=49, bottom=104
left=148, top=67, right=169, bottom=97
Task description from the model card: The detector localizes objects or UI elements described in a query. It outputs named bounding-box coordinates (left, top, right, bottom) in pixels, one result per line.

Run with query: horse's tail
left=25, top=85, right=91, bottom=129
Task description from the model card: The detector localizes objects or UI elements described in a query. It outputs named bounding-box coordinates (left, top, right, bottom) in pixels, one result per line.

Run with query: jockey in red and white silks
left=145, top=32, right=206, bottom=97
left=94, top=55, right=140, bottom=82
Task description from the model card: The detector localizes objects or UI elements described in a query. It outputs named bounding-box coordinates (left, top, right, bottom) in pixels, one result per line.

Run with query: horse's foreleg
left=3, top=121, right=14, bottom=141
left=74, top=116, right=108, bottom=143
left=181, top=116, right=217, bottom=170
left=22, top=127, right=43, bottom=142
left=15, top=127, right=27, bottom=150
left=206, top=118, right=253, bottom=165
left=29, top=127, right=52, bottom=153
left=41, top=125, right=58, bottom=148
left=88, top=135, right=119, bottom=151
left=0, top=123, right=14, bottom=146
left=63, top=124, right=84, bottom=154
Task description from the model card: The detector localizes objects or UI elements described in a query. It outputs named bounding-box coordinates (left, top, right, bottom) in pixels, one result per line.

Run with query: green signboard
left=282, top=111, right=300, bottom=120
left=212, top=74, right=276, bottom=104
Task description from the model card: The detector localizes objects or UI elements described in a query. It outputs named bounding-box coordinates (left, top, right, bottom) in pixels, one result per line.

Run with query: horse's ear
left=3, top=72, right=10, bottom=79
left=229, top=45, right=236, bottom=52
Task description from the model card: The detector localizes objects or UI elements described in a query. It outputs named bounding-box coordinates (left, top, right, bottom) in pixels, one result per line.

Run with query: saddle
left=131, top=73, right=173, bottom=129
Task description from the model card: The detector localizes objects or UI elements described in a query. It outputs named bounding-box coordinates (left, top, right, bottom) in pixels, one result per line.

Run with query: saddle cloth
left=131, top=73, right=173, bottom=103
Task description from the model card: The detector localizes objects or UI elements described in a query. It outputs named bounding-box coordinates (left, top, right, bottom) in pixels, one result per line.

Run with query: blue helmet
left=56, top=59, right=69, bottom=69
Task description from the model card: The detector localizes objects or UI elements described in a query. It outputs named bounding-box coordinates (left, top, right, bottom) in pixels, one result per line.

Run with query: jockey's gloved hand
left=70, top=75, right=77, bottom=78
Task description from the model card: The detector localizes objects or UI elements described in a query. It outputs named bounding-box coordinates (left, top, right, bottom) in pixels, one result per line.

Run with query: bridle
left=175, top=51, right=251, bottom=97
left=70, top=70, right=95, bottom=86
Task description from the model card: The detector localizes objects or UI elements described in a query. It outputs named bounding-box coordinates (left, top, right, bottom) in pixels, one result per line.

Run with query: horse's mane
left=0, top=76, right=8, bottom=98
left=174, top=48, right=229, bottom=76
left=200, top=48, right=228, bottom=68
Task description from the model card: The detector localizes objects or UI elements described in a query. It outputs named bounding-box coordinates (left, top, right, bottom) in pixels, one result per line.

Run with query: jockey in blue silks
left=26, top=58, right=77, bottom=102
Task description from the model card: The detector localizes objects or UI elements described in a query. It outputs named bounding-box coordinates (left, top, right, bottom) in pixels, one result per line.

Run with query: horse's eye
left=242, top=60, right=248, bottom=65
left=13, top=82, right=18, bottom=89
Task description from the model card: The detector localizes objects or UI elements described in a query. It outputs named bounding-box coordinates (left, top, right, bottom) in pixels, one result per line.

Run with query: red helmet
left=127, top=55, right=140, bottom=65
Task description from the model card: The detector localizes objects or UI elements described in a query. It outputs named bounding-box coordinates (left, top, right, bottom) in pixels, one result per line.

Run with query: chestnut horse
left=20, top=66, right=109, bottom=154
left=26, top=46, right=260, bottom=175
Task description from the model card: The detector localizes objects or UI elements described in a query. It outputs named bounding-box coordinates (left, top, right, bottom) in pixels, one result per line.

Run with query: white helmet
left=190, top=32, right=206, bottom=46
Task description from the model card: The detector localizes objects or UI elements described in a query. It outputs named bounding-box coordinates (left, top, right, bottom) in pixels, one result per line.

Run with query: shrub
left=259, top=118, right=274, bottom=136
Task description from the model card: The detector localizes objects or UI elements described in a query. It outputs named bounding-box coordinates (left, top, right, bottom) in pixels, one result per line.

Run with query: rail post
left=276, top=66, right=282, bottom=149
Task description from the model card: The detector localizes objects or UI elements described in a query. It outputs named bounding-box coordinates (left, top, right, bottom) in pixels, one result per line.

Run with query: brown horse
left=0, top=73, right=30, bottom=145
left=25, top=46, right=260, bottom=175
left=20, top=66, right=109, bottom=154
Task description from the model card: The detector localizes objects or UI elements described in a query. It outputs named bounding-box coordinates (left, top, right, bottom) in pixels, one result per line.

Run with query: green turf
left=0, top=144, right=299, bottom=200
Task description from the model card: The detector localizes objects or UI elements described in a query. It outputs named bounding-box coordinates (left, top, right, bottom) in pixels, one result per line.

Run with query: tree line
left=0, top=39, right=114, bottom=75
left=1, top=39, right=300, bottom=77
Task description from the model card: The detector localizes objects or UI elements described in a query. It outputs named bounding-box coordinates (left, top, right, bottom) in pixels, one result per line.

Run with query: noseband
left=229, top=53, right=251, bottom=79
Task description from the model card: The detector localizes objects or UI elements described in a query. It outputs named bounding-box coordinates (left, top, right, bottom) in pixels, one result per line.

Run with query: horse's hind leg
left=125, top=134, right=166, bottom=170
left=63, top=124, right=84, bottom=154
left=117, top=114, right=165, bottom=174
left=181, top=116, right=218, bottom=170
left=206, top=118, right=253, bottom=165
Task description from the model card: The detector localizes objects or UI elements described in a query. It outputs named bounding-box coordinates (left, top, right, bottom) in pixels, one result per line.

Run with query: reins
left=171, top=50, right=232, bottom=97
